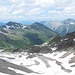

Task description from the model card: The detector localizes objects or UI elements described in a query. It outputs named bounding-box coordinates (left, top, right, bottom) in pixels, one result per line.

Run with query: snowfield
left=0, top=51, right=75, bottom=75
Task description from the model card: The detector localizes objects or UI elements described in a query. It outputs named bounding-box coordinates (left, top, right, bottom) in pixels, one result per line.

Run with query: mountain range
left=41, top=18, right=75, bottom=36
left=0, top=19, right=75, bottom=50
left=0, top=21, right=56, bottom=49
left=0, top=23, right=75, bottom=75
left=0, top=29, right=75, bottom=75
left=0, top=19, right=75, bottom=75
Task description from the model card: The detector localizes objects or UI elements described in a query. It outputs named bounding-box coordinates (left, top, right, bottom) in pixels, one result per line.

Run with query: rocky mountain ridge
left=41, top=19, right=75, bottom=36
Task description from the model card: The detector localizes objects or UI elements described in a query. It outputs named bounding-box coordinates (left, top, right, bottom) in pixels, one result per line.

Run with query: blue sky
left=0, top=0, right=75, bottom=23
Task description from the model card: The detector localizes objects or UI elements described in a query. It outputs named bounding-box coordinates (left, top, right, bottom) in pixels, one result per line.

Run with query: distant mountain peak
left=1, top=21, right=28, bottom=30
left=63, top=18, right=75, bottom=25
left=6, top=21, right=22, bottom=26
left=32, top=22, right=42, bottom=25
left=66, top=18, right=75, bottom=21
left=41, top=18, right=75, bottom=36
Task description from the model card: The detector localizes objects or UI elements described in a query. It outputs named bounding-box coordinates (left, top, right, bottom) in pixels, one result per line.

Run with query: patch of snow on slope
left=22, top=26, right=27, bottom=29
left=64, top=38, right=68, bottom=40
left=0, top=52, right=75, bottom=75
left=70, top=22, right=75, bottom=25
left=51, top=47, right=57, bottom=51
left=0, top=72, right=9, bottom=75
left=8, top=67, right=27, bottom=75
left=73, top=38, right=75, bottom=41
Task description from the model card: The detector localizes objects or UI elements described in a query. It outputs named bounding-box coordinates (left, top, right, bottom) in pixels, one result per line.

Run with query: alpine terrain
left=0, top=21, right=56, bottom=49
left=0, top=28, right=75, bottom=75
left=0, top=0, right=75, bottom=75
left=41, top=19, right=75, bottom=36
left=0, top=20, right=75, bottom=75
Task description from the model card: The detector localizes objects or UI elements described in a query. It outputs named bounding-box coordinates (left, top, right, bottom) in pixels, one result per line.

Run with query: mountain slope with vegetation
left=0, top=21, right=57, bottom=49
left=26, top=31, right=75, bottom=53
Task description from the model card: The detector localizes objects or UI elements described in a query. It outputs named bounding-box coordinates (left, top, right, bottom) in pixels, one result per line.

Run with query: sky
left=0, top=0, right=75, bottom=23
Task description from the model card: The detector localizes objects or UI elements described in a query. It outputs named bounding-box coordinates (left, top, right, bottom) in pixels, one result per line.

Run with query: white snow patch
left=73, top=38, right=75, bottom=41
left=6, top=25, right=10, bottom=29
left=60, top=53, right=74, bottom=68
left=70, top=22, right=75, bottom=25
left=22, top=26, right=27, bottom=29
left=0, top=72, right=9, bottom=75
left=8, top=67, right=27, bottom=75
left=64, top=38, right=68, bottom=40
left=61, top=39, right=63, bottom=41
left=3, top=28, right=6, bottom=30
left=0, top=52, right=75, bottom=75
left=51, top=47, right=57, bottom=51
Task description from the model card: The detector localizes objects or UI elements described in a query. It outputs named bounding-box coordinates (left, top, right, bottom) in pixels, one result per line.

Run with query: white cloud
left=27, top=8, right=44, bottom=15
left=0, top=0, right=75, bottom=21
left=64, top=6, right=75, bottom=13
left=0, top=7, right=7, bottom=13
left=48, top=10, right=61, bottom=14
left=8, top=0, right=23, bottom=4
left=35, top=0, right=54, bottom=6
left=12, top=10, right=24, bottom=15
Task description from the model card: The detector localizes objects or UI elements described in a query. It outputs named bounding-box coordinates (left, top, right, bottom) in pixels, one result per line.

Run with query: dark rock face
left=54, top=32, right=75, bottom=51
left=28, top=46, right=52, bottom=53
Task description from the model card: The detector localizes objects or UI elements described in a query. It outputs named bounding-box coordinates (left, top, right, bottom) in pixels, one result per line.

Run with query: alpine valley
left=0, top=21, right=56, bottom=49
left=0, top=19, right=75, bottom=75
left=0, top=31, right=75, bottom=75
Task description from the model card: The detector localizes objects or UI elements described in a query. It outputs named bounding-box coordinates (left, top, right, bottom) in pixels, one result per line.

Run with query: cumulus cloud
left=12, top=10, right=24, bottom=15
left=8, top=0, right=24, bottom=4
left=0, top=7, right=7, bottom=13
left=35, top=0, right=54, bottom=7
left=27, top=8, right=44, bottom=15
left=48, top=10, right=61, bottom=14
left=0, top=0, right=75, bottom=21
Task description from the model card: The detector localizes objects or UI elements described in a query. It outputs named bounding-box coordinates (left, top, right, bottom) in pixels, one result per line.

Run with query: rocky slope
left=41, top=19, right=75, bottom=36
left=0, top=50, right=75, bottom=75
left=0, top=29, right=75, bottom=75
left=24, top=31, right=75, bottom=53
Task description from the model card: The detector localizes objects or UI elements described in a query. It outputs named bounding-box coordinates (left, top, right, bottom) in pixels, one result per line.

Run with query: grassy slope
left=42, top=35, right=62, bottom=46
left=0, top=27, right=57, bottom=49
